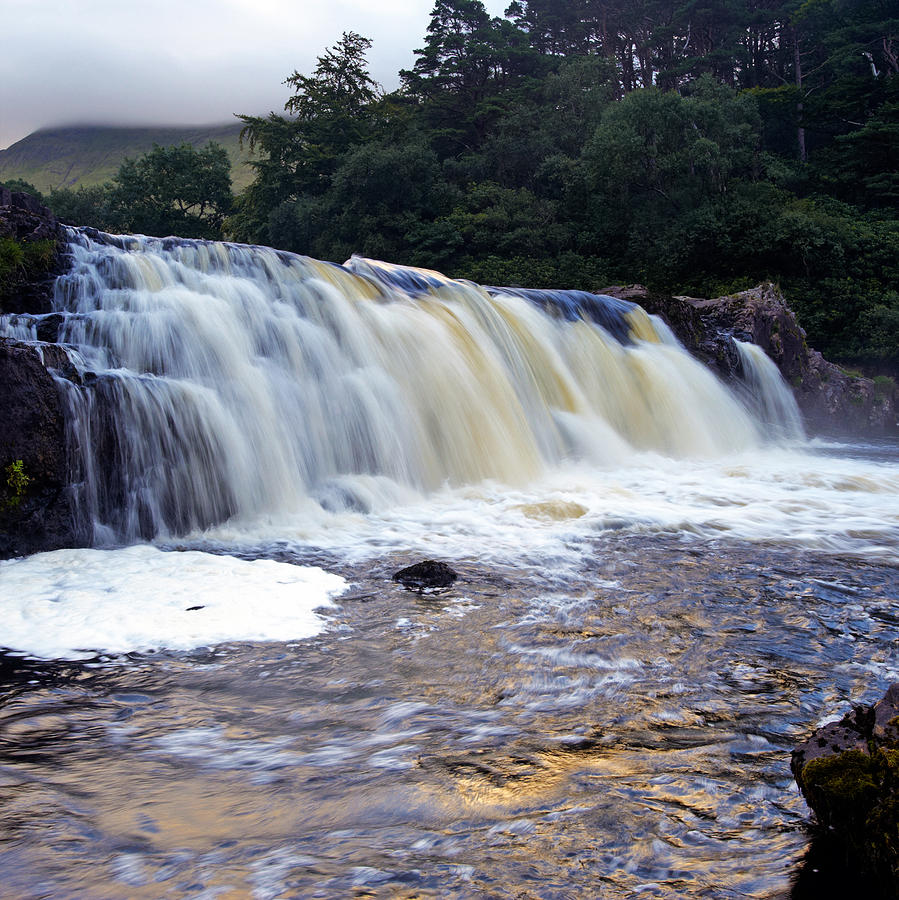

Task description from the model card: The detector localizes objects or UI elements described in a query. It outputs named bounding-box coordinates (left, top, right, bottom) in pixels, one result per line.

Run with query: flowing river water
left=0, top=232, right=897, bottom=897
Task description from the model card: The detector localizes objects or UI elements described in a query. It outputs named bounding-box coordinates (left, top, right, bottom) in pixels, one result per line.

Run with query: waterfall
left=733, top=339, right=805, bottom=441
left=1, top=230, right=801, bottom=543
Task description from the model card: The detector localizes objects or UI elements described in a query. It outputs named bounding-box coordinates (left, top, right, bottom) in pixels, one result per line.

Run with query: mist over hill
left=0, top=123, right=255, bottom=193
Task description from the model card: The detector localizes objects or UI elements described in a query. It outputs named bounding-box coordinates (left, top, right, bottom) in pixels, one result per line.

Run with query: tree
left=402, top=0, right=494, bottom=97
left=0, top=179, right=43, bottom=202
left=283, top=31, right=380, bottom=125
left=236, top=32, right=381, bottom=242
left=401, top=0, right=534, bottom=155
left=267, top=138, right=452, bottom=264
left=112, top=142, right=232, bottom=239
left=47, top=184, right=121, bottom=232
left=588, top=78, right=761, bottom=214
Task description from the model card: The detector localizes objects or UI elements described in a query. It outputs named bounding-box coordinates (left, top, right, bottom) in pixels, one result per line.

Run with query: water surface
left=0, top=442, right=896, bottom=899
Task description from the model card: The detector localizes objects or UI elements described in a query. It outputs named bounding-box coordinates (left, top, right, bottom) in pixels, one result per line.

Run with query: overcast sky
left=1, top=0, right=509, bottom=150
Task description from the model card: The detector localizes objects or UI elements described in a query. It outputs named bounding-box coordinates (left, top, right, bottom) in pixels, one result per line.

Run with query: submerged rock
left=392, top=560, right=458, bottom=592
left=603, top=282, right=897, bottom=436
left=791, top=683, right=899, bottom=895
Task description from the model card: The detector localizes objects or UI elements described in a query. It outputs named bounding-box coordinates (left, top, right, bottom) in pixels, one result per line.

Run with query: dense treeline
left=8, top=0, right=899, bottom=368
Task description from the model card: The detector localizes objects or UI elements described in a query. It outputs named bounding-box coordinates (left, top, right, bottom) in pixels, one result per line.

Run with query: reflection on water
left=0, top=535, right=896, bottom=898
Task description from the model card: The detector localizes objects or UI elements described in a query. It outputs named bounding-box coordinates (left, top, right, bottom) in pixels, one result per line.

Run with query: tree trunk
left=793, top=28, right=807, bottom=163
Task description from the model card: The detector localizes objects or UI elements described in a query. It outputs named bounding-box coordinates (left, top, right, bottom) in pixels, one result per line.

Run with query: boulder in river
left=393, top=560, right=458, bottom=592
left=791, top=683, right=899, bottom=896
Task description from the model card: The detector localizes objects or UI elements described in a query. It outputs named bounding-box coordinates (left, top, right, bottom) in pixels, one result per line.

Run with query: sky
left=0, top=0, right=509, bottom=150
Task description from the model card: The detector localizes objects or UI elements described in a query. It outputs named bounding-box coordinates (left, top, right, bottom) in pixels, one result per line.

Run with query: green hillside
left=0, top=123, right=256, bottom=193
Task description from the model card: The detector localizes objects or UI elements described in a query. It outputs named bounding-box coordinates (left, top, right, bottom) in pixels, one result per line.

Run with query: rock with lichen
left=791, top=684, right=899, bottom=896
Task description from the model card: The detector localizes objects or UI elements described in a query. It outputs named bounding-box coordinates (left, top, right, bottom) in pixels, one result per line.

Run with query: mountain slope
left=0, top=123, right=256, bottom=193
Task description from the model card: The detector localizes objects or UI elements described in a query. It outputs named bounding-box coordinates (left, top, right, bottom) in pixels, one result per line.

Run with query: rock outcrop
left=604, top=283, right=897, bottom=435
left=0, top=188, right=67, bottom=315
left=0, top=192, right=79, bottom=558
left=0, top=340, right=80, bottom=557
left=791, top=684, right=899, bottom=896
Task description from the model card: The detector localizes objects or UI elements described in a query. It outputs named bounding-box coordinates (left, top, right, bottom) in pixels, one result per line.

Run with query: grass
left=0, top=123, right=257, bottom=193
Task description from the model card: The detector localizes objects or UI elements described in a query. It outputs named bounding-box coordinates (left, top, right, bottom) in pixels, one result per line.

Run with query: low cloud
left=2, top=0, right=508, bottom=149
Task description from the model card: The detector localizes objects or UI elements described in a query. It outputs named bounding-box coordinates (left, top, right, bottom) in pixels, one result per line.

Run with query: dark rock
left=0, top=339, right=81, bottom=558
left=392, top=560, right=458, bottom=592
left=791, top=684, right=899, bottom=896
left=602, top=282, right=897, bottom=436
left=35, top=312, right=66, bottom=343
left=0, top=190, right=68, bottom=315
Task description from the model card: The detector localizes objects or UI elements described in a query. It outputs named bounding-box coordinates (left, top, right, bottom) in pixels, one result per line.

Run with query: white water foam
left=199, top=444, right=899, bottom=567
left=0, top=546, right=347, bottom=660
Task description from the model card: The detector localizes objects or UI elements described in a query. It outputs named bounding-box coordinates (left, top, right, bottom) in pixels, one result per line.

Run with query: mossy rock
left=0, top=236, right=59, bottom=313
left=793, top=686, right=899, bottom=895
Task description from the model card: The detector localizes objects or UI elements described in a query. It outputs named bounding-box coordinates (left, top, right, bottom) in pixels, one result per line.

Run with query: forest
left=6, top=0, right=899, bottom=370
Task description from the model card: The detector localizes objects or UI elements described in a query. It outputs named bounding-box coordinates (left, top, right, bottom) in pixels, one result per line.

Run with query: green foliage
left=873, top=374, right=896, bottom=397
left=235, top=32, right=381, bottom=244
left=0, top=237, right=25, bottom=283
left=857, top=297, right=899, bottom=365
left=2, top=460, right=30, bottom=510
left=456, top=252, right=611, bottom=290
left=47, top=184, right=121, bottom=231
left=0, top=237, right=57, bottom=310
left=0, top=178, right=43, bottom=201
left=46, top=143, right=233, bottom=239
left=284, top=31, right=380, bottom=122
left=588, top=78, right=762, bottom=218
left=112, top=142, right=232, bottom=239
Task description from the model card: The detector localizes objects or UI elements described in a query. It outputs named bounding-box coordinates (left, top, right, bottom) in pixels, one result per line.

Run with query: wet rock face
left=0, top=340, right=79, bottom=558
left=603, top=283, right=897, bottom=436
left=791, top=684, right=899, bottom=896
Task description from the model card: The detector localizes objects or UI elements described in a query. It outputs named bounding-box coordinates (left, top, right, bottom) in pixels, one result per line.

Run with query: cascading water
left=0, top=228, right=798, bottom=544
left=734, top=338, right=805, bottom=440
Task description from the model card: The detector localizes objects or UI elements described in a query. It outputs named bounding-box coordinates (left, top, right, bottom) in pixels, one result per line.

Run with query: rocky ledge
left=0, top=188, right=68, bottom=315
left=0, top=192, right=80, bottom=558
left=0, top=339, right=80, bottom=557
left=604, top=283, right=897, bottom=436
left=791, top=684, right=899, bottom=895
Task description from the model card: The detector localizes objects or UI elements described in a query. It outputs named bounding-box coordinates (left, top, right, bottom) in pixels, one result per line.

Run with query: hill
left=0, top=123, right=256, bottom=194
